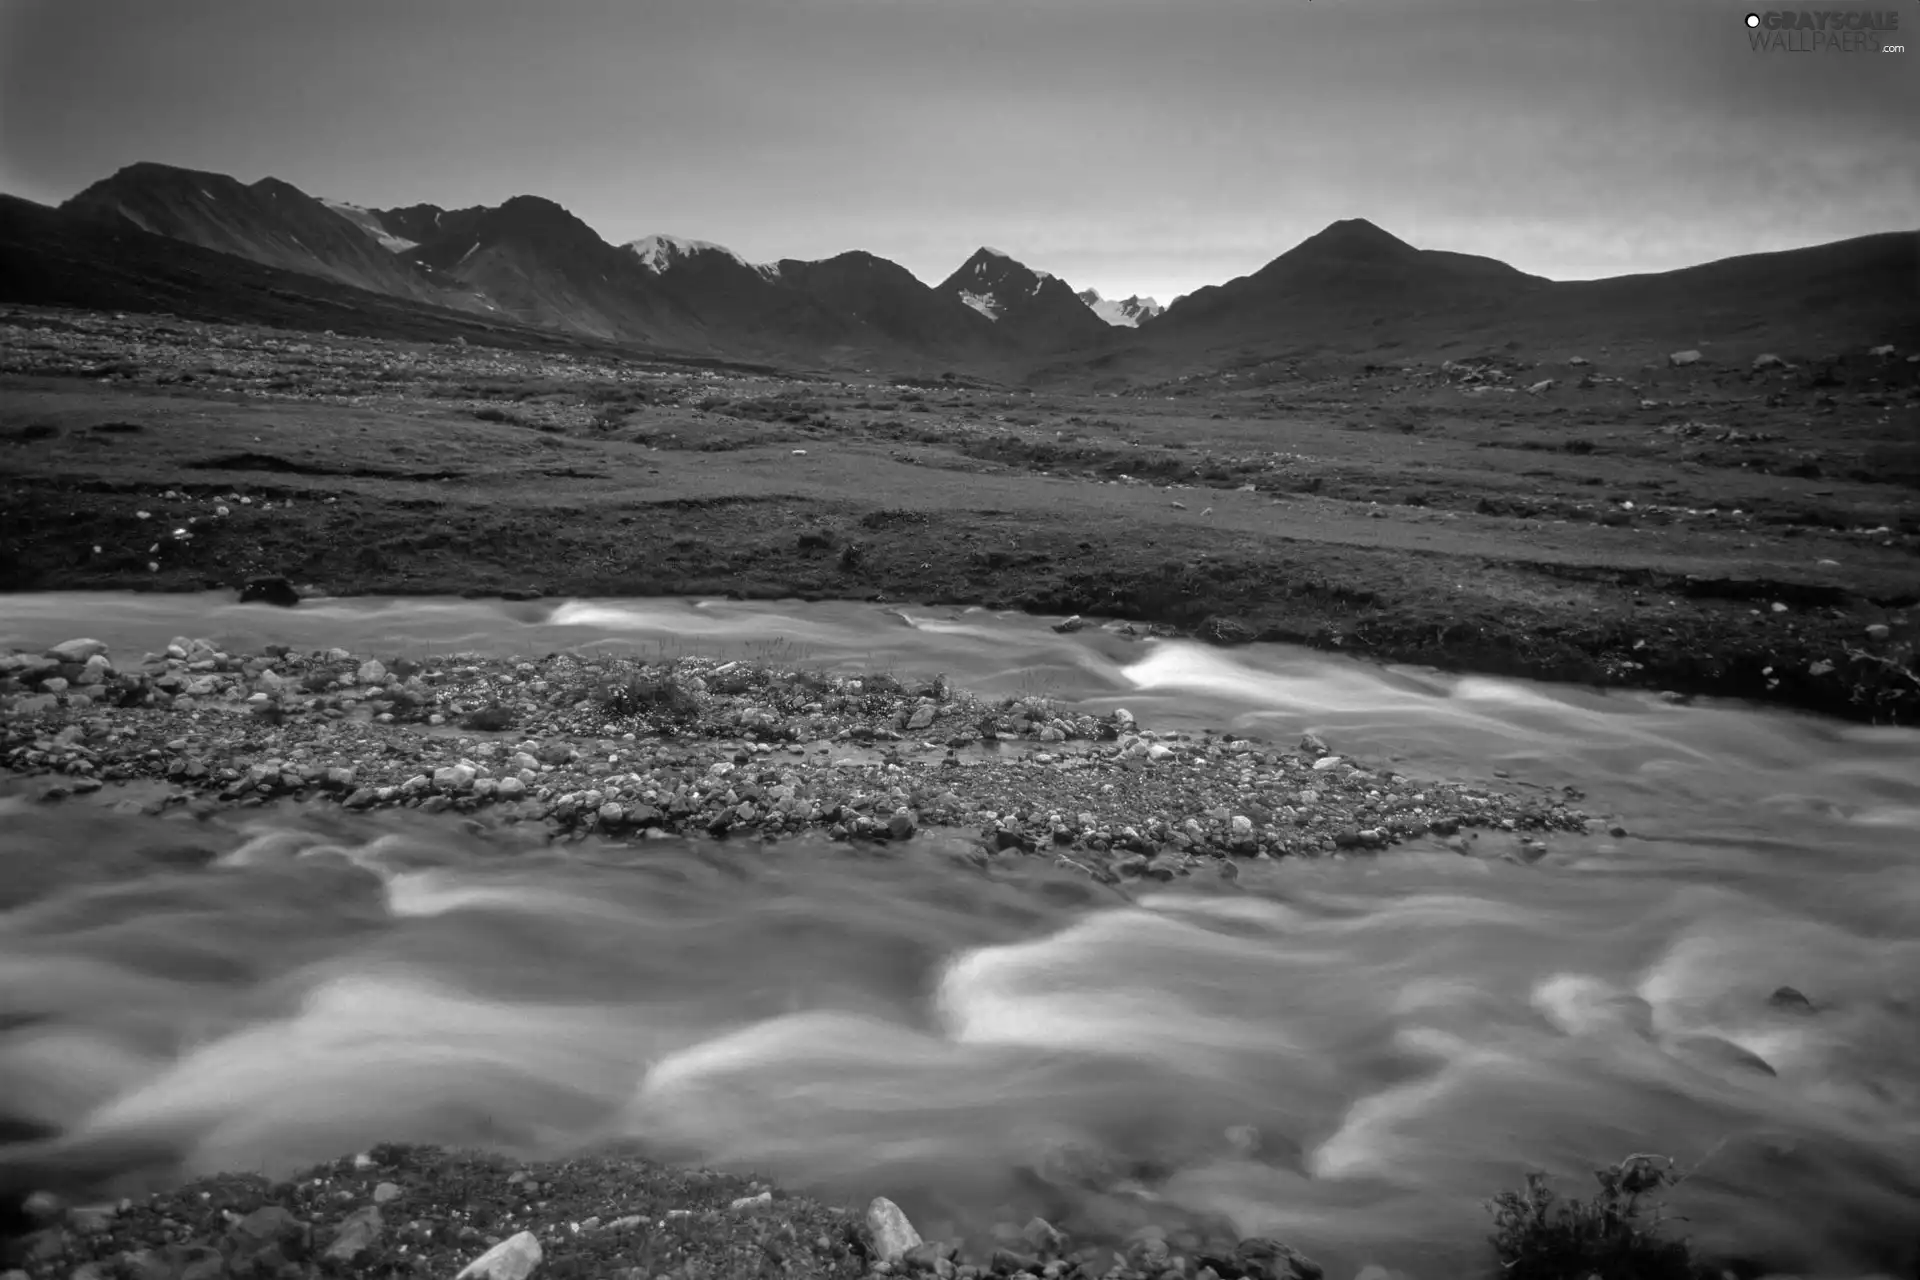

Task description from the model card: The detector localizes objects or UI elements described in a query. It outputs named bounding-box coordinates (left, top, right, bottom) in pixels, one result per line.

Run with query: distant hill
left=773, top=251, right=1012, bottom=367
left=1520, top=230, right=1920, bottom=359
left=1145, top=218, right=1547, bottom=354
left=0, top=193, right=668, bottom=358
left=62, top=163, right=483, bottom=312
left=379, top=195, right=689, bottom=345
left=1134, top=217, right=1918, bottom=367
left=935, top=248, right=1113, bottom=352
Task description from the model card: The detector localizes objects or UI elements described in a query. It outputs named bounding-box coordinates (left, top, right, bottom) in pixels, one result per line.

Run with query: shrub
left=1487, top=1155, right=1710, bottom=1280
left=598, top=672, right=700, bottom=722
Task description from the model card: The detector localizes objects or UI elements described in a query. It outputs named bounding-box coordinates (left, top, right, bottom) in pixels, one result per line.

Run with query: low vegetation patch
left=593, top=670, right=702, bottom=722
left=1487, top=1155, right=1711, bottom=1280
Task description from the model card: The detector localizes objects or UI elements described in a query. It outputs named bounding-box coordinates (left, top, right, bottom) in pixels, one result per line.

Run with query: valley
left=3, top=307, right=1915, bottom=724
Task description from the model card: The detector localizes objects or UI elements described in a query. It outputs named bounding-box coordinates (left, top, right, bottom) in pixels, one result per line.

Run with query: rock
left=497, top=777, right=529, bottom=800
left=1021, top=1217, right=1067, bottom=1258
left=357, top=659, right=389, bottom=684
left=324, top=1205, right=384, bottom=1262
left=730, top=1191, right=773, bottom=1212
left=1667, top=349, right=1702, bottom=367
left=1051, top=615, right=1085, bottom=633
left=990, top=1247, right=1044, bottom=1275
left=1200, top=615, right=1257, bottom=644
left=434, top=763, right=478, bottom=792
left=1672, top=1033, right=1776, bottom=1076
left=888, top=808, right=917, bottom=839
left=1311, top=755, right=1343, bottom=772
left=1567, top=355, right=1589, bottom=366
left=1768, top=985, right=1815, bottom=1013
left=372, top=1181, right=402, bottom=1204
left=229, top=1204, right=309, bottom=1262
left=1868, top=343, right=1896, bottom=358
left=124, top=1244, right=224, bottom=1280
left=1229, top=814, right=1254, bottom=838
left=1223, top=1237, right=1323, bottom=1280
left=46, top=638, right=108, bottom=664
left=66, top=1204, right=120, bottom=1236
left=1146, top=742, right=1173, bottom=762
left=1299, top=733, right=1328, bottom=755
left=906, top=704, right=936, bottom=731
left=1525, top=379, right=1555, bottom=395
left=239, top=575, right=301, bottom=607
left=901, top=1241, right=954, bottom=1273
left=456, top=1230, right=544, bottom=1280
left=1865, top=623, right=1892, bottom=642
left=1752, top=353, right=1789, bottom=370
left=866, top=1196, right=922, bottom=1262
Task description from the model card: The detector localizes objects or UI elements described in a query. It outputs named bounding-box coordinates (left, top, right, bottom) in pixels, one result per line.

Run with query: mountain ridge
left=14, top=161, right=1916, bottom=377
left=1077, top=288, right=1165, bottom=328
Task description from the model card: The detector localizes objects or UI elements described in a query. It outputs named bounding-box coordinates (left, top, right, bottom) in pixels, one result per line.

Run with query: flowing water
left=2, top=594, right=1917, bottom=1278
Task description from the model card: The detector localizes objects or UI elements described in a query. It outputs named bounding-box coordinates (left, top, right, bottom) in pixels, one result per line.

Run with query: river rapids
left=1, top=595, right=1916, bottom=1278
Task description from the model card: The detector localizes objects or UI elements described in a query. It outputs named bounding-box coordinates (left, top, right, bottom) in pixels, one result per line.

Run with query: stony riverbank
left=1, top=636, right=1591, bottom=878
left=1, top=1143, right=1328, bottom=1280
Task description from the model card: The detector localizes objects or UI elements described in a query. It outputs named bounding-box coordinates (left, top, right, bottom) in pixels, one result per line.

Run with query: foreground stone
left=866, top=1197, right=923, bottom=1263
left=456, top=1230, right=542, bottom=1280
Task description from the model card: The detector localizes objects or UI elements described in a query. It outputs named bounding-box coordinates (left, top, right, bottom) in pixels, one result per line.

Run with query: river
left=2, top=594, right=1917, bottom=1279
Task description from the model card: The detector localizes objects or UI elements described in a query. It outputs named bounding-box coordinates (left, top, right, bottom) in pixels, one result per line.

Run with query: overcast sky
left=2, top=0, right=1913, bottom=303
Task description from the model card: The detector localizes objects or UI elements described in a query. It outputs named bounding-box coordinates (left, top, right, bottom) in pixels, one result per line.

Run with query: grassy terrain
left=2, top=307, right=1916, bottom=722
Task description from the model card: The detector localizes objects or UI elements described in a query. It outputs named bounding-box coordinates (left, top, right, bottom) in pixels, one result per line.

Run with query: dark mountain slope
left=61, top=163, right=474, bottom=310
left=0, top=194, right=652, bottom=356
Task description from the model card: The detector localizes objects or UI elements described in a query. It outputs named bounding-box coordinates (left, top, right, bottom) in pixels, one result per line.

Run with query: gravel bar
left=1, top=636, right=1592, bottom=878
left=2, top=1141, right=1336, bottom=1280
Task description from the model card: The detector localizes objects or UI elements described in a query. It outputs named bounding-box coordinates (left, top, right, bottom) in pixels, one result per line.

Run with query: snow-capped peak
left=624, top=233, right=777, bottom=278
left=321, top=198, right=419, bottom=254
left=1076, top=288, right=1165, bottom=328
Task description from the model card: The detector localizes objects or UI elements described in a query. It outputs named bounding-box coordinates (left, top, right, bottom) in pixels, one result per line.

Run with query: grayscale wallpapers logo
left=1744, top=9, right=1904, bottom=51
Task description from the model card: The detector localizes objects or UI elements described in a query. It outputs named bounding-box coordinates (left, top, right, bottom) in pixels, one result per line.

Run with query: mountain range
left=4, top=160, right=1914, bottom=377
left=1076, top=289, right=1165, bottom=328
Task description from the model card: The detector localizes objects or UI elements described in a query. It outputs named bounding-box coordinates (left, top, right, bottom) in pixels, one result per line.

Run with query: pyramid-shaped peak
left=1297, top=218, right=1415, bottom=257
left=956, top=246, right=1054, bottom=283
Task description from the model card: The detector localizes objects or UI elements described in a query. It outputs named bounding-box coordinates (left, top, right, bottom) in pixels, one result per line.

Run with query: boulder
left=866, top=1196, right=922, bottom=1262
left=239, top=575, right=301, bottom=607
left=456, top=1231, right=543, bottom=1280
left=45, top=638, right=109, bottom=664
left=1667, top=349, right=1703, bottom=367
